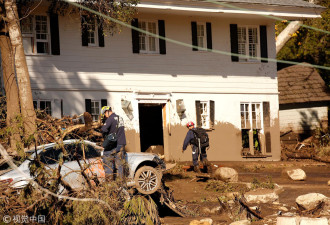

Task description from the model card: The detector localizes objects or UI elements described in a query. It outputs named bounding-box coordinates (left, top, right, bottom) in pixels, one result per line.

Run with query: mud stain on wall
left=270, top=118, right=281, bottom=161
left=124, top=120, right=280, bottom=161
left=124, top=129, right=140, bottom=153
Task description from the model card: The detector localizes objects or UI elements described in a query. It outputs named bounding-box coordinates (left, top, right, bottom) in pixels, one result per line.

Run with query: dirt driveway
left=161, top=160, right=330, bottom=225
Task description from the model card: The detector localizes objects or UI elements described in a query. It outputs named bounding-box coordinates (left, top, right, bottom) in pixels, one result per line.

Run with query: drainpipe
left=276, top=21, right=303, bottom=54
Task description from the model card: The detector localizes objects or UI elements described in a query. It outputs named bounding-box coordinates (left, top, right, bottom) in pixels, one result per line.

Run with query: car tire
left=134, top=166, right=161, bottom=195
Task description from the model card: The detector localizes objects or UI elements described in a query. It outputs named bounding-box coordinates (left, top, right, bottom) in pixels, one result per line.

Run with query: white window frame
left=237, top=25, right=260, bottom=62
left=34, top=100, right=52, bottom=115
left=138, top=20, right=159, bottom=54
left=86, top=18, right=98, bottom=47
left=197, top=22, right=206, bottom=50
left=21, top=15, right=50, bottom=55
left=240, top=102, right=263, bottom=130
left=91, top=100, right=101, bottom=121
left=199, top=101, right=210, bottom=129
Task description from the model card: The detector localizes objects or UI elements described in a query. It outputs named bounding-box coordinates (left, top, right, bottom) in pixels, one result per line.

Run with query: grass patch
left=250, top=176, right=275, bottom=190
left=205, top=180, right=248, bottom=194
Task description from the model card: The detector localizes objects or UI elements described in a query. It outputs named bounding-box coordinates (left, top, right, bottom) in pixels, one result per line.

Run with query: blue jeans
left=103, top=145, right=126, bottom=179
left=192, top=145, right=207, bottom=167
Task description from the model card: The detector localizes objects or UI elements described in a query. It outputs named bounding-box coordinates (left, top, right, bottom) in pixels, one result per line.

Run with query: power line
left=64, top=1, right=330, bottom=71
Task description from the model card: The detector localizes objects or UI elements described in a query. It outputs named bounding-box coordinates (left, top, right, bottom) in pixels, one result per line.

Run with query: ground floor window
left=91, top=100, right=101, bottom=121
left=33, top=100, right=52, bottom=115
left=240, top=102, right=263, bottom=155
left=195, top=100, right=215, bottom=129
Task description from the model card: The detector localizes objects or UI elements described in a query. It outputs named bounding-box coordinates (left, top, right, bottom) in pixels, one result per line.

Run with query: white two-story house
left=18, top=0, right=323, bottom=161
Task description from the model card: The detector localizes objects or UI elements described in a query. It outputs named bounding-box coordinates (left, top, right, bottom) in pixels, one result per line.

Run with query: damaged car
left=0, top=139, right=166, bottom=195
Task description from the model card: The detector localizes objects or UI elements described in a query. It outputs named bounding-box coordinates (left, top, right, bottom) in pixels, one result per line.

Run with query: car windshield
left=35, top=142, right=101, bottom=165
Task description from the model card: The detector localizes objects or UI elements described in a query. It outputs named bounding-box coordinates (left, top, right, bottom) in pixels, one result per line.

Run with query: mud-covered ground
left=161, top=160, right=330, bottom=225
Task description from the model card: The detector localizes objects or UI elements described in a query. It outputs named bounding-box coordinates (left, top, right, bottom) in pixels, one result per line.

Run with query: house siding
left=279, top=103, right=329, bottom=133
left=26, top=10, right=281, bottom=161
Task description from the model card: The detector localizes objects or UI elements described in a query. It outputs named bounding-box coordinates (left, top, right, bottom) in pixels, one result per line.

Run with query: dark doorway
left=139, top=104, right=164, bottom=152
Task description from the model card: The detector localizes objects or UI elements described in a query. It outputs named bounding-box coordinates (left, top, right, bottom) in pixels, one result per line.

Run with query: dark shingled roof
left=278, top=64, right=330, bottom=105
left=203, top=0, right=325, bottom=9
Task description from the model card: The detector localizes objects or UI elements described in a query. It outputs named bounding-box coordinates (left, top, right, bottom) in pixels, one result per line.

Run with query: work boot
left=202, top=158, right=210, bottom=167
left=193, top=165, right=201, bottom=173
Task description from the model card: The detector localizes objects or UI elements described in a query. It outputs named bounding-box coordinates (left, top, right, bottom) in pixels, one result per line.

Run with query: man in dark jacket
left=101, top=106, right=126, bottom=180
left=182, top=121, right=208, bottom=173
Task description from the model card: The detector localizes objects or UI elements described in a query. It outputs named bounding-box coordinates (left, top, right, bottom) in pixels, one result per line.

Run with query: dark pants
left=103, top=145, right=126, bottom=179
left=192, top=145, right=207, bottom=167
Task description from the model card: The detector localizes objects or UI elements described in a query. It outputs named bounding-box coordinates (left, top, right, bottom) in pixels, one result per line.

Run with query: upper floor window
left=21, top=15, right=49, bottom=54
left=131, top=19, right=166, bottom=55
left=138, top=21, right=158, bottom=53
left=197, top=23, right=206, bottom=49
left=86, top=18, right=97, bottom=46
left=81, top=16, right=104, bottom=47
left=237, top=26, right=259, bottom=61
left=231, top=24, right=267, bottom=63
left=191, top=22, right=212, bottom=51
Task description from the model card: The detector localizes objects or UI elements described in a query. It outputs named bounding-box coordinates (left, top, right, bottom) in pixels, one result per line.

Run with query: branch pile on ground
left=281, top=129, right=330, bottom=163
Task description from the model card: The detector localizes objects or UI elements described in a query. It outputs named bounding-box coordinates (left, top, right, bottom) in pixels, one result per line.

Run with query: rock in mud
left=286, top=168, right=306, bottom=181
left=276, top=217, right=298, bottom=225
left=214, top=167, right=238, bottom=182
left=244, top=189, right=279, bottom=204
left=296, top=193, right=328, bottom=210
left=189, top=218, right=213, bottom=225
left=300, top=217, right=328, bottom=225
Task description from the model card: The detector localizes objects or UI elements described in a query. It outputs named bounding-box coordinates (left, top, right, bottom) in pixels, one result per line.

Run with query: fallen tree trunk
left=285, top=152, right=330, bottom=163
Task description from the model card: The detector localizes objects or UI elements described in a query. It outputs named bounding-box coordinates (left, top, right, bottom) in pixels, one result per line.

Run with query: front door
left=138, top=103, right=164, bottom=154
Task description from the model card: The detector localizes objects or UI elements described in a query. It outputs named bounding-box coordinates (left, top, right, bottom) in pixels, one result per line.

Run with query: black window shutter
left=263, top=102, right=271, bottom=153
left=210, top=100, right=215, bottom=129
left=131, top=18, right=139, bottom=53
left=195, top=100, right=201, bottom=127
left=230, top=24, right=239, bottom=62
left=260, top=25, right=268, bottom=63
left=206, top=22, right=212, bottom=51
left=81, top=16, right=88, bottom=47
left=50, top=13, right=60, bottom=55
left=158, top=20, right=166, bottom=55
left=98, top=20, right=105, bottom=47
left=85, top=99, right=92, bottom=114
left=191, top=22, right=198, bottom=51
left=61, top=99, right=63, bottom=118
left=101, top=99, right=107, bottom=107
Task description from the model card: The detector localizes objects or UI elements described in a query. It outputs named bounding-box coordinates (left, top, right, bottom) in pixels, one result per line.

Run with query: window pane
left=40, top=101, right=45, bottom=110
left=149, top=36, right=156, bottom=51
left=37, top=42, right=49, bottom=54
left=197, top=24, right=205, bottom=48
left=35, top=16, right=48, bottom=40
left=238, top=43, right=246, bottom=55
left=238, top=27, right=246, bottom=43
left=21, top=16, right=33, bottom=34
left=248, top=28, right=258, bottom=44
left=139, top=36, right=146, bottom=51
left=45, top=101, right=51, bottom=115
left=148, top=22, right=156, bottom=34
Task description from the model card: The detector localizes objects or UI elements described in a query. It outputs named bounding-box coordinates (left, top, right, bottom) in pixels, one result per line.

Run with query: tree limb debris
left=237, top=196, right=263, bottom=220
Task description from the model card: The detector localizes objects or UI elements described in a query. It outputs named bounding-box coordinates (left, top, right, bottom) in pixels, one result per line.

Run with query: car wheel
left=134, top=166, right=161, bottom=195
